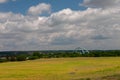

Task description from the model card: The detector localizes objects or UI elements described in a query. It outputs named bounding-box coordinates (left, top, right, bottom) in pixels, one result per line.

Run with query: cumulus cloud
left=28, top=3, right=51, bottom=16
left=81, top=0, right=120, bottom=9
left=0, top=0, right=7, bottom=3
left=0, top=1, right=120, bottom=50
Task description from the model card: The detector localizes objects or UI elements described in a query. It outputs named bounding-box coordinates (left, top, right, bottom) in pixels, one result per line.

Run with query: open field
left=0, top=57, right=120, bottom=80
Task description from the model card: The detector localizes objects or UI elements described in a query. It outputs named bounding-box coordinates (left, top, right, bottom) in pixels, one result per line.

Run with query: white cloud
left=28, top=3, right=51, bottom=16
left=0, top=1, right=120, bottom=50
left=0, top=0, right=7, bottom=3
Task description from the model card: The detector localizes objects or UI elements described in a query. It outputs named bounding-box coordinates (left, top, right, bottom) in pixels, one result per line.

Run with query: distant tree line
left=0, top=50, right=120, bottom=62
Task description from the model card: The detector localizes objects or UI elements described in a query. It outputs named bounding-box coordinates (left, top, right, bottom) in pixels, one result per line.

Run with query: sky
left=0, top=0, right=120, bottom=51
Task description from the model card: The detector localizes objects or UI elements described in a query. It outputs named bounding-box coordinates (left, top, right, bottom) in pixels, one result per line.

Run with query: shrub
left=10, top=56, right=17, bottom=61
left=16, top=54, right=27, bottom=61
left=33, top=52, right=43, bottom=58
left=0, top=59, right=8, bottom=63
left=28, top=56, right=39, bottom=60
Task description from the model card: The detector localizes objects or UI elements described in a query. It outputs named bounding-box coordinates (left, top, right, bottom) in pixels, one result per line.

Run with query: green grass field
left=0, top=57, right=120, bottom=80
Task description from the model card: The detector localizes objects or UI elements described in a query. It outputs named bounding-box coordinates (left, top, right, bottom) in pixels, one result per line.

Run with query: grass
left=0, top=57, right=120, bottom=80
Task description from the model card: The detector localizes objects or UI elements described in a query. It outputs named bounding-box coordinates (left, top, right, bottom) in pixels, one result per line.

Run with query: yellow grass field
left=0, top=57, right=120, bottom=80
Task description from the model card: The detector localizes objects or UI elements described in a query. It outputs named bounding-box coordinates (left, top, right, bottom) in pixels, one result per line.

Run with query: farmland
left=0, top=57, right=120, bottom=80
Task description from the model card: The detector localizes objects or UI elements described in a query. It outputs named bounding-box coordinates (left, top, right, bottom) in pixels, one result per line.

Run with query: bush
left=33, top=52, right=43, bottom=58
left=16, top=54, right=27, bottom=61
left=0, top=59, right=8, bottom=63
left=28, top=56, right=39, bottom=60
left=10, top=56, right=17, bottom=61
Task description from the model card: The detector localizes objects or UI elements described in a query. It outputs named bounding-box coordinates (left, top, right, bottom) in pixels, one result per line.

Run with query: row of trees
left=0, top=50, right=120, bottom=62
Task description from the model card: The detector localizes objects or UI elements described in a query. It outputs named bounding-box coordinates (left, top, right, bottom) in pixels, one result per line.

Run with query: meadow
left=0, top=57, right=120, bottom=80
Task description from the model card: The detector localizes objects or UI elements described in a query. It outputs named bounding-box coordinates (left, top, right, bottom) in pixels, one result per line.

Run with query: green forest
left=0, top=50, right=120, bottom=62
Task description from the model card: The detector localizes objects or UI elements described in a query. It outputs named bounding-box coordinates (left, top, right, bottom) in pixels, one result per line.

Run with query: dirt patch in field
left=72, top=74, right=120, bottom=80
left=95, top=74, right=120, bottom=80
